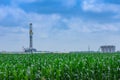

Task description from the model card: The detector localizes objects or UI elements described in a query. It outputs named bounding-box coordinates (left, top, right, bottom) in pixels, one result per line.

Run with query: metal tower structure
left=29, top=23, right=33, bottom=50
left=24, top=23, right=37, bottom=52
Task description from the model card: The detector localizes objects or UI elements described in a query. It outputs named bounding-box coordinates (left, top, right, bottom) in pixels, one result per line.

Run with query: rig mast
left=29, top=23, right=33, bottom=50
left=24, top=23, right=37, bottom=53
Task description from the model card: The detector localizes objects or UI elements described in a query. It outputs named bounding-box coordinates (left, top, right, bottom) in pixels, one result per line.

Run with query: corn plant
left=0, top=53, right=119, bottom=80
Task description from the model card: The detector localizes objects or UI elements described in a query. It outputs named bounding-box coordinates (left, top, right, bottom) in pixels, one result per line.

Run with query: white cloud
left=0, top=6, right=27, bottom=26
left=0, top=26, right=27, bottom=36
left=0, top=5, right=120, bottom=51
left=0, top=5, right=119, bottom=34
left=0, top=26, right=28, bottom=51
left=82, top=0, right=120, bottom=13
left=64, top=17, right=119, bottom=33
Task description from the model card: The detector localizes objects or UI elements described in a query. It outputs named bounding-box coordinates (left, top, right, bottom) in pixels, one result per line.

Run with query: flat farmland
left=0, top=53, right=119, bottom=80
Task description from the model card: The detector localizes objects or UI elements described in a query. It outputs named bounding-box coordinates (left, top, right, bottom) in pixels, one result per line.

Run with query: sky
left=0, top=0, right=120, bottom=52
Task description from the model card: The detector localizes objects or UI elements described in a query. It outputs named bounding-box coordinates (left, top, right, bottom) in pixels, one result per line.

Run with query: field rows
left=0, top=53, right=120, bottom=80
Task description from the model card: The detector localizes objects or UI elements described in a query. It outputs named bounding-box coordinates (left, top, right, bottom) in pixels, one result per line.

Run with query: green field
left=0, top=53, right=120, bottom=80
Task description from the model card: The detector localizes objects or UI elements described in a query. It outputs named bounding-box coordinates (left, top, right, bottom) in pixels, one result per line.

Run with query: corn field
left=0, top=53, right=120, bottom=80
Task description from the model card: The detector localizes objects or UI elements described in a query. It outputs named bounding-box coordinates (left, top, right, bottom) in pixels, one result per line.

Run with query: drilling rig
left=24, top=23, right=37, bottom=53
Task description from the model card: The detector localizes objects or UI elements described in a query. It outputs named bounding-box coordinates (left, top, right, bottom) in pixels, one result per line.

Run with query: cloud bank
left=0, top=0, right=120, bottom=51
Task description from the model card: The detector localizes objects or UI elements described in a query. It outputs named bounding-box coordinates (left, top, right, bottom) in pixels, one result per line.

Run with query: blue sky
left=0, top=0, right=120, bottom=52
